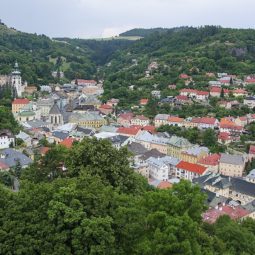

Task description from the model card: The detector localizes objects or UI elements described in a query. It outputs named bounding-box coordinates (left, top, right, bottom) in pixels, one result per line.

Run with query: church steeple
left=11, top=60, right=22, bottom=97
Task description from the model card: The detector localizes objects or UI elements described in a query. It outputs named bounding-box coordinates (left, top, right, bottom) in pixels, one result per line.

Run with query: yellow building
left=167, top=136, right=191, bottom=158
left=69, top=112, right=106, bottom=129
left=219, top=154, right=245, bottom=177
left=180, top=146, right=209, bottom=164
left=12, top=98, right=30, bottom=113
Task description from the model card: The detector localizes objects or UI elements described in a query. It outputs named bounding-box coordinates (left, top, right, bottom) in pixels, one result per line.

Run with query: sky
left=0, top=0, right=255, bottom=38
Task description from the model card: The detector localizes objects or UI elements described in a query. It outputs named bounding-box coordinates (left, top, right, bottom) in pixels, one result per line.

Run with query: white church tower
left=11, top=61, right=25, bottom=97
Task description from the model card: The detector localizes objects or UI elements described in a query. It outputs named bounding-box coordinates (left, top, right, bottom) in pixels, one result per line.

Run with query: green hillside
left=0, top=22, right=96, bottom=84
left=54, top=37, right=135, bottom=65
left=2, top=138, right=255, bottom=254
left=119, top=27, right=171, bottom=37
left=101, top=26, right=255, bottom=107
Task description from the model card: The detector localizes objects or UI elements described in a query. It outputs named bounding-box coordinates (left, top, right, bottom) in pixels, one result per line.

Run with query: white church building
left=11, top=61, right=27, bottom=97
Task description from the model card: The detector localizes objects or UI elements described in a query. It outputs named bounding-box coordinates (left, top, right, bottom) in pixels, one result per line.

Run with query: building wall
left=175, top=168, right=200, bottom=181
left=0, top=136, right=15, bottom=149
left=219, top=162, right=244, bottom=177
left=12, top=103, right=27, bottom=113
left=149, top=164, right=169, bottom=181
left=71, top=119, right=107, bottom=129
left=150, top=143, right=168, bottom=154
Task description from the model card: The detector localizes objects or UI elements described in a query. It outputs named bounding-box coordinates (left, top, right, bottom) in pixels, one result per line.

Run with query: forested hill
left=2, top=138, right=255, bottom=254
left=0, top=22, right=96, bottom=84
left=102, top=26, right=255, bottom=106
left=54, top=38, right=135, bottom=65
left=119, top=27, right=171, bottom=37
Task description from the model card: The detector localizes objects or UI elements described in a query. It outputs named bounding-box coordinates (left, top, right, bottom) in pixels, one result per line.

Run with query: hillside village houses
left=3, top=60, right=255, bottom=217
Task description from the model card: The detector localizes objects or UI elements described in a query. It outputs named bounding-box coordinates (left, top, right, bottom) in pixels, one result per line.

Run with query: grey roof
left=107, top=135, right=129, bottom=145
left=231, top=178, right=255, bottom=197
left=52, top=131, right=69, bottom=140
left=76, top=126, right=95, bottom=135
left=0, top=148, right=32, bottom=168
left=127, top=142, right=148, bottom=155
left=247, top=169, right=255, bottom=180
left=100, top=125, right=118, bottom=133
left=147, top=156, right=180, bottom=168
left=25, top=120, right=50, bottom=129
left=0, top=129, right=14, bottom=138
left=184, top=146, right=209, bottom=156
left=242, top=200, right=255, bottom=213
left=193, top=173, right=255, bottom=197
left=154, top=114, right=169, bottom=120
left=160, top=98, right=176, bottom=103
left=140, top=149, right=165, bottom=161
left=49, top=103, right=62, bottom=115
left=245, top=96, right=255, bottom=101
left=69, top=112, right=104, bottom=122
left=193, top=173, right=232, bottom=189
left=201, top=188, right=228, bottom=208
left=220, top=153, right=244, bottom=165
left=168, top=135, right=191, bottom=148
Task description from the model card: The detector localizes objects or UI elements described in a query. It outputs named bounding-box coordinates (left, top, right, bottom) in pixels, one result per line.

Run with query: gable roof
left=176, top=161, right=207, bottom=175
left=49, top=102, right=62, bottom=115
left=198, top=154, right=221, bottom=166
left=220, top=153, right=244, bottom=165
left=12, top=98, right=30, bottom=105
left=60, top=137, right=75, bottom=148
left=117, top=126, right=141, bottom=136
left=0, top=148, right=32, bottom=168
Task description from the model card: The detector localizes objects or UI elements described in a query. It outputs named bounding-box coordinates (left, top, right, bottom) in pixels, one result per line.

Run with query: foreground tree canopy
left=1, top=138, right=255, bottom=254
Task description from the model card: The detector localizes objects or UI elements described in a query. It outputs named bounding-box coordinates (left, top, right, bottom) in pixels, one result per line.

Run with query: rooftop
left=176, top=161, right=207, bottom=175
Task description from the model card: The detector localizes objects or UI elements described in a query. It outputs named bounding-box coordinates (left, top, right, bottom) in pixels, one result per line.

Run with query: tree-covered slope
left=0, top=22, right=96, bottom=84
left=1, top=138, right=255, bottom=254
left=101, top=26, right=255, bottom=106
left=119, top=27, right=171, bottom=37
left=54, top=38, right=135, bottom=65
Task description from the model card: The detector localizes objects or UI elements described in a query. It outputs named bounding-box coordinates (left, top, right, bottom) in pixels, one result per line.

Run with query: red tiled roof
left=218, top=132, right=231, bottom=141
left=176, top=95, right=189, bottom=101
left=197, top=91, right=209, bottom=96
left=180, top=88, right=197, bottom=93
left=203, top=205, right=249, bottom=224
left=99, top=104, right=113, bottom=109
left=168, top=116, right=184, bottom=123
left=60, top=138, right=75, bottom=148
left=198, top=154, right=221, bottom=166
left=157, top=181, right=172, bottom=189
left=117, top=126, right=141, bottom=136
left=249, top=145, right=255, bottom=155
left=140, top=99, right=149, bottom=105
left=179, top=73, right=190, bottom=79
left=239, top=116, right=247, bottom=121
left=75, top=79, right=97, bottom=84
left=192, top=117, right=217, bottom=125
left=118, top=113, right=134, bottom=121
left=142, top=125, right=156, bottom=133
left=12, top=98, right=30, bottom=105
left=233, top=89, right=247, bottom=94
left=220, top=124, right=243, bottom=131
left=133, top=115, right=149, bottom=121
left=176, top=161, right=207, bottom=175
left=40, top=147, right=50, bottom=155
left=0, top=161, right=9, bottom=170
left=210, top=87, right=230, bottom=94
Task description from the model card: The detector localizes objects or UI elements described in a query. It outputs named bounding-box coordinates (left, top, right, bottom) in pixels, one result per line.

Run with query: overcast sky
left=1, top=0, right=255, bottom=38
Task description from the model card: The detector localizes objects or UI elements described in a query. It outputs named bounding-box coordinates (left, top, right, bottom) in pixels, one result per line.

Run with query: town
left=1, top=60, right=255, bottom=223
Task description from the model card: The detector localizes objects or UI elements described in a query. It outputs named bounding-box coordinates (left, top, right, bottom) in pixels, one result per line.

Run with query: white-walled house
left=146, top=156, right=180, bottom=181
left=0, top=130, right=15, bottom=149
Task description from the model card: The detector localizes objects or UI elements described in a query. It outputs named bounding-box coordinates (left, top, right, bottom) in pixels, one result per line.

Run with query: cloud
left=101, top=26, right=134, bottom=38
left=0, top=0, right=255, bottom=38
